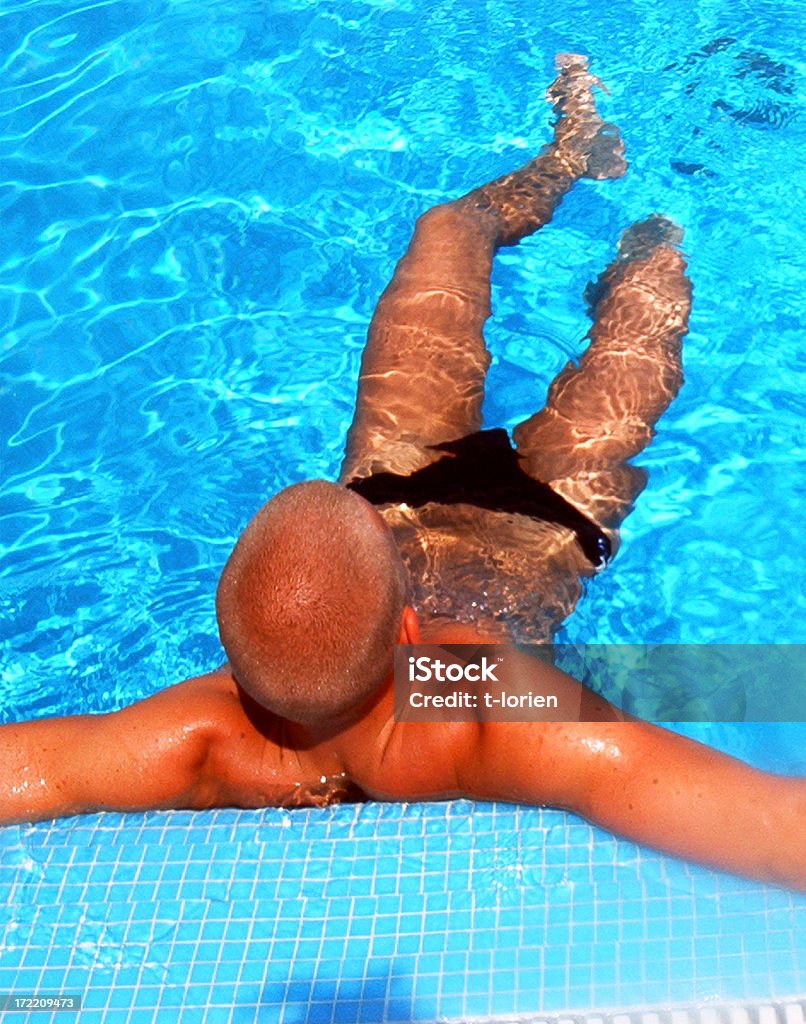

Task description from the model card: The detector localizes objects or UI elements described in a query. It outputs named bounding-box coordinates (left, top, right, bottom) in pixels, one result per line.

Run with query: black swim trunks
left=346, top=428, right=611, bottom=568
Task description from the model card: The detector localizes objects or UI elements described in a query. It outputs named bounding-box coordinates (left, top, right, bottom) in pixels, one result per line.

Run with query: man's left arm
left=357, top=643, right=805, bottom=891
left=0, top=675, right=234, bottom=824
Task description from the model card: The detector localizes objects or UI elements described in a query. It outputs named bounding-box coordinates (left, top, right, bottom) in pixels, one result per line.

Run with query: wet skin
left=341, top=59, right=690, bottom=643
left=1, top=622, right=804, bottom=892
left=1, top=56, right=804, bottom=893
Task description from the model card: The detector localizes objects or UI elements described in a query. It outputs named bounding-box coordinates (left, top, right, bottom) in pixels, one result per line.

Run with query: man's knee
left=414, top=202, right=470, bottom=241
left=414, top=200, right=496, bottom=251
left=398, top=202, right=494, bottom=306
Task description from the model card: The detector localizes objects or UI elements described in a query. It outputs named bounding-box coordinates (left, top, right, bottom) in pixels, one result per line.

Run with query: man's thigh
left=340, top=204, right=496, bottom=482
left=513, top=227, right=690, bottom=532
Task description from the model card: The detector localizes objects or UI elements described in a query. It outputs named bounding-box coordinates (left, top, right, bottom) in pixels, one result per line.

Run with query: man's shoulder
left=111, top=668, right=279, bottom=770
left=341, top=709, right=483, bottom=802
left=162, top=670, right=320, bottom=807
left=93, top=669, right=249, bottom=771
left=169, top=668, right=288, bottom=750
left=145, top=667, right=247, bottom=730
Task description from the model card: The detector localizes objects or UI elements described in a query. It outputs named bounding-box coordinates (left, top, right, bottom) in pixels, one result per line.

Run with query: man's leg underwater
left=513, top=217, right=693, bottom=545
left=340, top=54, right=626, bottom=483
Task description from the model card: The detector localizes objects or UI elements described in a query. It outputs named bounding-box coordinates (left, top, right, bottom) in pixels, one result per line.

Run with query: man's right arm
left=468, top=715, right=806, bottom=892
left=356, top=649, right=806, bottom=893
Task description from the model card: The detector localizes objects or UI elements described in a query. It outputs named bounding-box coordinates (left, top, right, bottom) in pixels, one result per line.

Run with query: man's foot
left=548, top=53, right=628, bottom=180
left=616, top=214, right=685, bottom=259
left=584, top=215, right=689, bottom=317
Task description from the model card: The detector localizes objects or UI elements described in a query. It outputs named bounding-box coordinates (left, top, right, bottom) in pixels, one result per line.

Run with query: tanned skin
left=2, top=56, right=804, bottom=892
left=2, top=611, right=804, bottom=891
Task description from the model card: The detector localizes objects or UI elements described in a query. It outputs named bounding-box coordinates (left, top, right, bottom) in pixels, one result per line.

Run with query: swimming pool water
left=2, top=0, right=806, bottom=737
left=1, top=0, right=806, bottom=1018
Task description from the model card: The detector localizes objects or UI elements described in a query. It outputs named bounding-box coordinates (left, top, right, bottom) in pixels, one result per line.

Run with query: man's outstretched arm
left=355, top=651, right=804, bottom=892
left=0, top=674, right=240, bottom=824
left=468, top=715, right=806, bottom=892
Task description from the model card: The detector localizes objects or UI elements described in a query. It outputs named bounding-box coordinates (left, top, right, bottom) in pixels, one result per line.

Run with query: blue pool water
left=2, top=0, right=806, bottom=746
left=1, top=0, right=806, bottom=1019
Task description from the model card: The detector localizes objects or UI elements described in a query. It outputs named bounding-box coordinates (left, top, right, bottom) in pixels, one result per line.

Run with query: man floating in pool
left=2, top=56, right=804, bottom=892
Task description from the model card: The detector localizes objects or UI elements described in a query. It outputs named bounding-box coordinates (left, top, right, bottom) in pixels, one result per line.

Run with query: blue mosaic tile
left=0, top=802, right=804, bottom=1022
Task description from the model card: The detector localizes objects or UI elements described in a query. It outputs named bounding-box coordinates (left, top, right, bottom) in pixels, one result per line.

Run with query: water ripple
left=1, top=0, right=804, bottom=772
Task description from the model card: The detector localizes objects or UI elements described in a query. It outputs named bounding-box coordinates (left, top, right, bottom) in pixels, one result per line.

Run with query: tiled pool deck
left=1, top=802, right=804, bottom=1022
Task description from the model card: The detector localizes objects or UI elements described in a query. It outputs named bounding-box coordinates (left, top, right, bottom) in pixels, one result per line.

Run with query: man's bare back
left=1, top=56, right=804, bottom=893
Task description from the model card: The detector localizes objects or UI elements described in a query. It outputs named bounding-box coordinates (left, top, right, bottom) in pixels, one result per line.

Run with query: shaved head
left=216, top=481, right=409, bottom=725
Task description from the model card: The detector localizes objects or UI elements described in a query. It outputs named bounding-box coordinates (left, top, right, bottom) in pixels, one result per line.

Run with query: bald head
left=216, top=481, right=409, bottom=726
